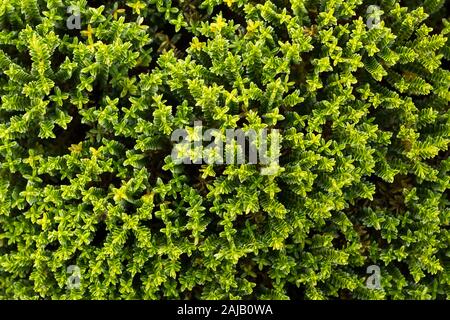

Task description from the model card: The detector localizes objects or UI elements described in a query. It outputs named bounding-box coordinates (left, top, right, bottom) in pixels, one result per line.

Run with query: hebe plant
left=0, top=0, right=449, bottom=299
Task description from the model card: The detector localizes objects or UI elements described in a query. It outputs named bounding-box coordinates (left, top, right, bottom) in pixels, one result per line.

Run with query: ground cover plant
left=0, top=0, right=449, bottom=299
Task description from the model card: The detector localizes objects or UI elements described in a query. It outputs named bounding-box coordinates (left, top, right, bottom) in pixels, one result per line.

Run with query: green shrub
left=0, top=0, right=449, bottom=299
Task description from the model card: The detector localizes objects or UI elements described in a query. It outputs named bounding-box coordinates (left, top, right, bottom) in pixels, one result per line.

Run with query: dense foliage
left=0, top=0, right=449, bottom=299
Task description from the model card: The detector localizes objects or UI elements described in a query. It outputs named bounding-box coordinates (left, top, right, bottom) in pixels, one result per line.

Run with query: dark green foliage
left=0, top=0, right=449, bottom=299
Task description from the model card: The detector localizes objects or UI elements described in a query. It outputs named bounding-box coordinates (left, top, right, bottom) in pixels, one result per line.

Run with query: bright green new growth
left=0, top=0, right=449, bottom=299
